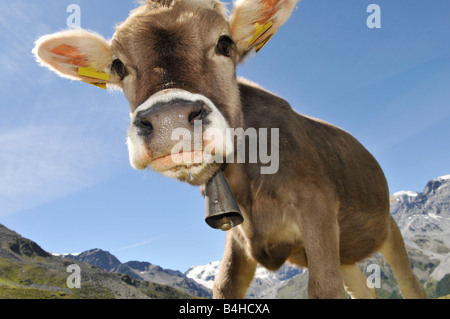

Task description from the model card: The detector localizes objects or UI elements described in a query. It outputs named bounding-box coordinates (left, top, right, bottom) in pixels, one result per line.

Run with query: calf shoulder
left=237, top=80, right=389, bottom=214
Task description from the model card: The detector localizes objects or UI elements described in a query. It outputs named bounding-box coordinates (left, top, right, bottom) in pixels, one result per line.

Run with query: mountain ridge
left=0, top=224, right=196, bottom=299
left=60, top=249, right=211, bottom=298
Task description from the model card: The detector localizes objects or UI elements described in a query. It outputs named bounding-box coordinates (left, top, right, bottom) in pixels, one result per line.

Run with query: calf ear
left=229, top=0, right=299, bottom=59
left=33, top=29, right=119, bottom=86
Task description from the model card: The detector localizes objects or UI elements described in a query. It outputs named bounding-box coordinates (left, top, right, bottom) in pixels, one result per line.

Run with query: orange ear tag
left=78, top=67, right=110, bottom=90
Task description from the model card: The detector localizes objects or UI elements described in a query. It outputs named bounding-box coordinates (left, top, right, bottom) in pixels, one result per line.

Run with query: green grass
left=138, top=281, right=198, bottom=299
left=0, top=258, right=66, bottom=288
left=0, top=286, right=79, bottom=299
left=0, top=257, right=196, bottom=299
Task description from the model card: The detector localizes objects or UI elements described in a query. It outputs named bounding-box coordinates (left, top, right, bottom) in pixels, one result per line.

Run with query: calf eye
left=216, top=35, right=233, bottom=57
left=111, top=58, right=128, bottom=80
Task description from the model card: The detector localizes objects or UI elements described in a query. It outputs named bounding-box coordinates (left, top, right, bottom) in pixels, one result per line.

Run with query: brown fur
left=33, top=0, right=426, bottom=299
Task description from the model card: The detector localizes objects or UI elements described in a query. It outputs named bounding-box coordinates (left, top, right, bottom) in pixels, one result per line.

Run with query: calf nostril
left=188, top=108, right=205, bottom=125
left=136, top=118, right=153, bottom=135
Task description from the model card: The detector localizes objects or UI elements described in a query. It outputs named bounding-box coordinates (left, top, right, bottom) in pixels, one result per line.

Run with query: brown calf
left=33, top=0, right=426, bottom=298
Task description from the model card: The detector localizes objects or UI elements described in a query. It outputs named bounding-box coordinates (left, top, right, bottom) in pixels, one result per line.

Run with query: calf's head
left=33, top=0, right=298, bottom=185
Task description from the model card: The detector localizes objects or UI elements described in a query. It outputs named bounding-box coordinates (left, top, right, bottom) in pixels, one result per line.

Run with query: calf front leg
left=213, top=232, right=257, bottom=299
left=301, top=203, right=346, bottom=299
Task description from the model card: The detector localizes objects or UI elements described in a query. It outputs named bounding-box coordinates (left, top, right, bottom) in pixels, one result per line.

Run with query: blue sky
left=0, top=0, right=449, bottom=272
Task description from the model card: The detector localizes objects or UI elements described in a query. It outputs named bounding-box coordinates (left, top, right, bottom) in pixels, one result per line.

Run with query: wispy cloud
left=0, top=122, right=125, bottom=217
left=0, top=1, right=58, bottom=91
left=112, top=239, right=157, bottom=253
left=0, top=1, right=131, bottom=218
left=111, top=226, right=197, bottom=254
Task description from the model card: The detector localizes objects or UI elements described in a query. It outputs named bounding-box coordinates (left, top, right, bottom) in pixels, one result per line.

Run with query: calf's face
left=33, top=0, right=298, bottom=185
left=116, top=2, right=241, bottom=185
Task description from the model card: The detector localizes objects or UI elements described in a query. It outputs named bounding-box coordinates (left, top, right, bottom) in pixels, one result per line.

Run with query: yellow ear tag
left=255, top=30, right=277, bottom=53
left=88, top=83, right=107, bottom=90
left=78, top=67, right=110, bottom=90
left=248, top=21, right=276, bottom=51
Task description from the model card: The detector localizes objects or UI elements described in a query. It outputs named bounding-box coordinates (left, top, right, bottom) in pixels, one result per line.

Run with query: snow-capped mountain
left=185, top=260, right=303, bottom=298
left=185, top=260, right=220, bottom=290
left=390, top=174, right=450, bottom=281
